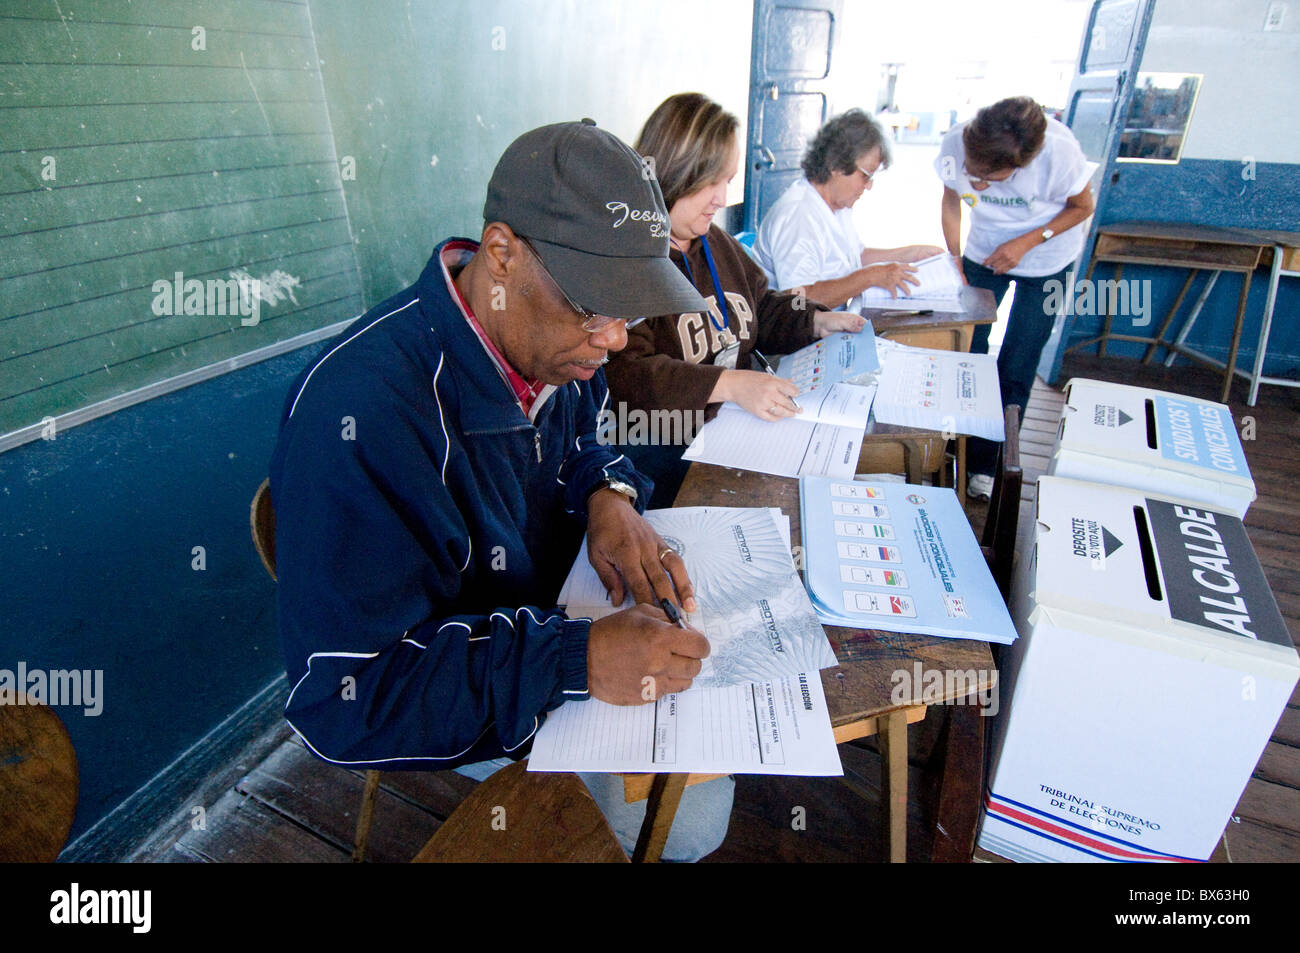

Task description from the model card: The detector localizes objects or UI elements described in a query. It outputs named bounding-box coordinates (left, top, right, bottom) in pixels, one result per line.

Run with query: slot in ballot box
left=978, top=476, right=1297, bottom=863
left=1048, top=379, right=1255, bottom=518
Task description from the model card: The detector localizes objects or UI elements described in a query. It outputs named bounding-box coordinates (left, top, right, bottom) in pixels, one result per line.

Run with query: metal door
left=1040, top=0, right=1154, bottom=384
left=743, top=0, right=844, bottom=233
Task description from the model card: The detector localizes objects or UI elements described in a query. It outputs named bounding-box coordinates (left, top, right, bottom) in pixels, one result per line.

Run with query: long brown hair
left=635, top=93, right=739, bottom=210
left=963, top=96, right=1047, bottom=171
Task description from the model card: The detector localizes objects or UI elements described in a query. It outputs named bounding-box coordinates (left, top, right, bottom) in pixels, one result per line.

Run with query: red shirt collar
left=439, top=240, right=544, bottom=415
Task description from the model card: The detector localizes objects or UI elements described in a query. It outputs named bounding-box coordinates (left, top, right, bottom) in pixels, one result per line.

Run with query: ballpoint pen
left=659, top=597, right=689, bottom=629
left=878, top=309, right=934, bottom=317
left=751, top=348, right=801, bottom=410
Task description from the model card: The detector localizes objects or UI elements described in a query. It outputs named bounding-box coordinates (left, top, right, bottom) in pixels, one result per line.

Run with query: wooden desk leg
left=1097, top=263, right=1122, bottom=357
left=1141, top=269, right=1197, bottom=365
left=1221, top=270, right=1253, bottom=403
left=632, top=772, right=689, bottom=863
left=903, top=441, right=924, bottom=484
left=956, top=436, right=967, bottom=507
left=878, top=709, right=908, bottom=863
left=924, top=704, right=985, bottom=863
left=351, top=770, right=381, bottom=863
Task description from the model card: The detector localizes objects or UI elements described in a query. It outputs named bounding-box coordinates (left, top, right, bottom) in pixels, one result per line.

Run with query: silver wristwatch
left=588, top=479, right=638, bottom=506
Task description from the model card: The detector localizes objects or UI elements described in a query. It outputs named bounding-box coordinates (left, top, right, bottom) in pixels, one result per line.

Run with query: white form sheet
left=867, top=295, right=968, bottom=314
left=528, top=672, right=843, bottom=776
left=682, top=406, right=864, bottom=479
left=871, top=339, right=1005, bottom=441
left=861, top=252, right=964, bottom=303
left=559, top=506, right=836, bottom=688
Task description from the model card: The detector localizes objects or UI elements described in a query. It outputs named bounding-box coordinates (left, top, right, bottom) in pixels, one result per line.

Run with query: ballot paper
left=682, top=409, right=866, bottom=479
left=799, top=475, right=1018, bottom=644
left=866, top=295, right=968, bottom=315
left=861, top=253, right=964, bottom=303
left=558, top=506, right=837, bottom=688
left=775, top=325, right=880, bottom=398
left=871, top=338, right=1005, bottom=441
left=527, top=672, right=843, bottom=776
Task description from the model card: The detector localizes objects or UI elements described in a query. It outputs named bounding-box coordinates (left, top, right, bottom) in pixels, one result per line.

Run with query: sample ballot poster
left=799, top=476, right=1017, bottom=644
left=872, top=343, right=1004, bottom=441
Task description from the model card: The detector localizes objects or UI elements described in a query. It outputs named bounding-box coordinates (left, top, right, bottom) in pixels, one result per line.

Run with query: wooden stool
left=0, top=696, right=79, bottom=862
left=412, top=761, right=628, bottom=863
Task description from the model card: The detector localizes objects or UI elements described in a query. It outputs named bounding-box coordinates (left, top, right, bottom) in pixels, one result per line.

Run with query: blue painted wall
left=1059, top=0, right=1300, bottom=380
left=1, top=353, right=299, bottom=845
left=1064, top=159, right=1300, bottom=376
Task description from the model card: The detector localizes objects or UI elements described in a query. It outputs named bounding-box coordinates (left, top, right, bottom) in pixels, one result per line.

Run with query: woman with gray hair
left=755, top=108, right=941, bottom=310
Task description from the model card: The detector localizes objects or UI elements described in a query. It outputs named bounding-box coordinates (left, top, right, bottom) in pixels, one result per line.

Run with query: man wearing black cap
left=270, top=119, right=731, bottom=859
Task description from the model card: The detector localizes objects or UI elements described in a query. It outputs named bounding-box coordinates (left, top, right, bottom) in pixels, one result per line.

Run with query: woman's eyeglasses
left=518, top=237, right=646, bottom=333
left=963, top=163, right=1017, bottom=186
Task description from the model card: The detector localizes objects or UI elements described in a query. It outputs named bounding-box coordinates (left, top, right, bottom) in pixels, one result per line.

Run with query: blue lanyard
left=677, top=235, right=730, bottom=332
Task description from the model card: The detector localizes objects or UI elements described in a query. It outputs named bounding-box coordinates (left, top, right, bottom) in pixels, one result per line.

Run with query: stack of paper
left=681, top=408, right=865, bottom=480
left=558, top=507, right=837, bottom=687
left=861, top=253, right=967, bottom=312
left=682, top=327, right=881, bottom=479
left=798, top=476, right=1018, bottom=644
left=529, top=506, right=843, bottom=776
left=872, top=338, right=1005, bottom=441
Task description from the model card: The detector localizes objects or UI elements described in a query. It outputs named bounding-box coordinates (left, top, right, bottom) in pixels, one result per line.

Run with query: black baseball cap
left=483, top=119, right=706, bottom=319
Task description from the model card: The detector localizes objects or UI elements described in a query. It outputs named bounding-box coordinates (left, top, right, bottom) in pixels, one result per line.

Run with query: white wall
left=1140, top=0, right=1300, bottom=162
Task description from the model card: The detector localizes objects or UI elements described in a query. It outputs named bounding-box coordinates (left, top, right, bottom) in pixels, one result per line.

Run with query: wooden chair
left=979, top=405, right=1023, bottom=599
left=0, top=696, right=79, bottom=862
left=251, top=479, right=382, bottom=862
left=411, top=760, right=627, bottom=863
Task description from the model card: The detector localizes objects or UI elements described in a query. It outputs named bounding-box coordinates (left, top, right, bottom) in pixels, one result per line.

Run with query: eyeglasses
left=963, top=163, right=1017, bottom=186
left=517, top=236, right=646, bottom=333
left=855, top=164, right=879, bottom=183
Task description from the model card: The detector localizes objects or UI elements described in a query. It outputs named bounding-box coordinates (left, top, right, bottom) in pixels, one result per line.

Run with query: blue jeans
left=455, top=758, right=734, bottom=862
left=962, top=257, right=1069, bottom=476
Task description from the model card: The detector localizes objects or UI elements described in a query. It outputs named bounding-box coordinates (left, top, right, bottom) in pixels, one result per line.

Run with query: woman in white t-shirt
left=755, top=109, right=941, bottom=311
left=935, top=96, right=1095, bottom=496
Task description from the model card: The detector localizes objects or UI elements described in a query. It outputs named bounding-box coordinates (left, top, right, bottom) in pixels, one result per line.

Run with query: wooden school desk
left=624, top=466, right=996, bottom=863
left=863, top=285, right=997, bottom=353
left=1067, top=221, right=1300, bottom=404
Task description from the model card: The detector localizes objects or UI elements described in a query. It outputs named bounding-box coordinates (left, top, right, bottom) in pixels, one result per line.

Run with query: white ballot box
left=1048, top=378, right=1255, bottom=517
left=978, top=476, right=1297, bottom=863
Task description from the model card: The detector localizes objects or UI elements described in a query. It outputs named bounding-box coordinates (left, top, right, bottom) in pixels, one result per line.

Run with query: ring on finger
left=657, top=548, right=673, bottom=562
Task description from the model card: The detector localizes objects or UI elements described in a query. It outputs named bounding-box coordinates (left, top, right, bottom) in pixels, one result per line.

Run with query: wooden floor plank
left=236, top=741, right=440, bottom=862
left=1255, top=741, right=1300, bottom=790
left=170, top=788, right=350, bottom=863
left=365, top=768, right=481, bottom=819
left=1272, top=706, right=1300, bottom=748
left=1223, top=815, right=1300, bottom=863
left=1232, top=775, right=1300, bottom=833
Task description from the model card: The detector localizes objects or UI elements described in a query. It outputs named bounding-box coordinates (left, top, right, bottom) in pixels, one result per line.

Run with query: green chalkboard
left=1, top=0, right=756, bottom=441
left=0, top=0, right=363, bottom=436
